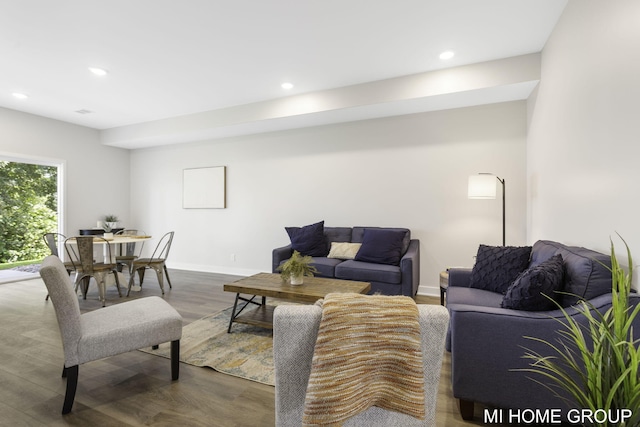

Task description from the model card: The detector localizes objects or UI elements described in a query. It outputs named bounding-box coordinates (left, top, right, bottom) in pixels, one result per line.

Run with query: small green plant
left=277, top=250, right=318, bottom=283
left=521, top=235, right=640, bottom=427
left=103, top=214, right=119, bottom=232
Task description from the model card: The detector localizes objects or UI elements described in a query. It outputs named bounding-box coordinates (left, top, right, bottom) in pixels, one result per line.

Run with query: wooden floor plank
left=0, top=269, right=487, bottom=426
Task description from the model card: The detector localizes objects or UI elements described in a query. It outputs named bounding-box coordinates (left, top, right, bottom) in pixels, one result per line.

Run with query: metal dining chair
left=127, top=231, right=174, bottom=296
left=43, top=232, right=76, bottom=301
left=64, top=236, right=122, bottom=307
left=114, top=229, right=146, bottom=274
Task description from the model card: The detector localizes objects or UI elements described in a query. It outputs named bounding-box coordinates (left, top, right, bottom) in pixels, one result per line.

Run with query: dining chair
left=114, top=229, right=146, bottom=274
left=127, top=231, right=174, bottom=297
left=43, top=233, right=75, bottom=301
left=39, top=255, right=182, bottom=414
left=65, top=236, right=122, bottom=307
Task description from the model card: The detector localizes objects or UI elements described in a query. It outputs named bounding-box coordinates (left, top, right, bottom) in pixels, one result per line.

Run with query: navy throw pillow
left=354, top=228, right=406, bottom=266
left=469, top=244, right=532, bottom=294
left=285, top=221, right=328, bottom=257
left=502, top=254, right=565, bottom=311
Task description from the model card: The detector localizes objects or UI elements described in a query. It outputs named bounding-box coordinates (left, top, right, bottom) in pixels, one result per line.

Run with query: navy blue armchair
left=446, top=240, right=640, bottom=420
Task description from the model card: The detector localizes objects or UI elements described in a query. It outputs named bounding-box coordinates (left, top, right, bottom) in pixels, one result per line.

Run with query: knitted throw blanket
left=302, top=293, right=425, bottom=426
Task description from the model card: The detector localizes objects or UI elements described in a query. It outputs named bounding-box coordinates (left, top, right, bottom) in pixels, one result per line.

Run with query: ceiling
left=0, top=0, right=567, bottom=149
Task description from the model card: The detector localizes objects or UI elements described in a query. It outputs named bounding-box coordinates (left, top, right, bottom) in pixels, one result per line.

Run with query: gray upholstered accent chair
left=273, top=304, right=449, bottom=427
left=127, top=231, right=174, bottom=296
left=39, top=255, right=183, bottom=414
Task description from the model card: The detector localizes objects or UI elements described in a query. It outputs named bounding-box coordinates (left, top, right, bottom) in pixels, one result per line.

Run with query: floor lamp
left=468, top=173, right=506, bottom=246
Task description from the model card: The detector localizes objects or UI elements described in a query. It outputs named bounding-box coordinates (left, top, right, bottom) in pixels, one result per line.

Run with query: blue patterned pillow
left=469, top=245, right=532, bottom=294
left=285, top=221, right=328, bottom=257
left=502, top=254, right=565, bottom=311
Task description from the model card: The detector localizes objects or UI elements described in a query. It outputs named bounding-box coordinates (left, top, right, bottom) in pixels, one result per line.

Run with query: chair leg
left=154, top=266, right=165, bottom=295
left=81, top=277, right=90, bottom=299
left=138, top=268, right=146, bottom=285
left=96, top=274, right=106, bottom=307
left=171, top=340, right=180, bottom=380
left=113, top=270, right=122, bottom=297
left=62, top=365, right=79, bottom=414
left=126, top=268, right=138, bottom=297
left=164, top=264, right=172, bottom=289
left=459, top=399, right=475, bottom=420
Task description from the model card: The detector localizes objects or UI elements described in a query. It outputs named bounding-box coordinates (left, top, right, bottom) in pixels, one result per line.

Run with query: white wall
left=0, top=107, right=130, bottom=235
left=527, top=0, right=640, bottom=266
left=131, top=101, right=527, bottom=295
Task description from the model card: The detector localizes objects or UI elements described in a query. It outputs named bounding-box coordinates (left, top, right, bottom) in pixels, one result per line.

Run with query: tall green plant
left=521, top=236, right=640, bottom=427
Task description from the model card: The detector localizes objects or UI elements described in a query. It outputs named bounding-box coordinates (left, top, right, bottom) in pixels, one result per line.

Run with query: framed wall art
left=183, top=166, right=226, bottom=209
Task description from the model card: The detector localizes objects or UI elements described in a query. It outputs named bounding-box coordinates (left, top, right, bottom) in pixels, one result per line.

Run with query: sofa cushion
left=285, top=221, right=328, bottom=257
left=502, top=254, right=565, bottom=311
left=469, top=245, right=532, bottom=294
left=309, top=257, right=344, bottom=278
left=327, top=242, right=362, bottom=260
left=354, top=228, right=406, bottom=266
left=446, top=286, right=505, bottom=308
left=335, top=260, right=402, bottom=284
left=531, top=240, right=612, bottom=307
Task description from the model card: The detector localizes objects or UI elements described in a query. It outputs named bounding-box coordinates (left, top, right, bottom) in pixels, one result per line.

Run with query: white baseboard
left=417, top=285, right=439, bottom=297
left=168, top=262, right=261, bottom=278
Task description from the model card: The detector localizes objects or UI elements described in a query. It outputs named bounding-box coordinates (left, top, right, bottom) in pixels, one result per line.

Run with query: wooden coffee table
left=223, top=272, right=371, bottom=332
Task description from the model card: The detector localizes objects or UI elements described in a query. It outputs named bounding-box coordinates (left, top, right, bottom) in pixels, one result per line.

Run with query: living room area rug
left=140, top=305, right=275, bottom=386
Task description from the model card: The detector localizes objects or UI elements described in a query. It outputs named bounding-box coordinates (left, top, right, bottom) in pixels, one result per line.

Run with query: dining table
left=66, top=235, right=152, bottom=263
left=65, top=234, right=153, bottom=293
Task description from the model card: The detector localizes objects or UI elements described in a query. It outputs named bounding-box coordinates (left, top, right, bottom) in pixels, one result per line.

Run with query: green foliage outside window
left=0, top=161, right=58, bottom=263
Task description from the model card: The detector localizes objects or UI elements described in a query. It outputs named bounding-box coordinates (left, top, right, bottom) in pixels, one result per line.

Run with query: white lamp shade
left=468, top=175, right=497, bottom=199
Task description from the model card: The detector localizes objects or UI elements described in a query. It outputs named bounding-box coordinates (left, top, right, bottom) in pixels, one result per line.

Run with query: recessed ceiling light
left=439, top=51, right=455, bottom=60
left=88, top=67, right=109, bottom=76
left=281, top=82, right=294, bottom=90
left=12, top=92, right=28, bottom=99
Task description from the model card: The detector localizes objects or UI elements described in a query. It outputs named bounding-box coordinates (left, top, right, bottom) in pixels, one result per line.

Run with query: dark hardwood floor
left=0, top=269, right=489, bottom=426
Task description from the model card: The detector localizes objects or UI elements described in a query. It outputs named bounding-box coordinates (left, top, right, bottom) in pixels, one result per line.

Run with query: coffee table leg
left=228, top=293, right=241, bottom=333
left=228, top=294, right=264, bottom=333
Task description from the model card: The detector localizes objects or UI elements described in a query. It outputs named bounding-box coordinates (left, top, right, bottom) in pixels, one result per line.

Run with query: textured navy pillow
left=354, top=228, right=405, bottom=265
left=285, top=221, right=328, bottom=257
left=469, top=244, right=532, bottom=294
left=502, top=254, right=565, bottom=311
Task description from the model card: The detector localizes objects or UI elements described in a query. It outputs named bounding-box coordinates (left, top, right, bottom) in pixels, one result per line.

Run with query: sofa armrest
left=448, top=293, right=632, bottom=412
left=400, top=239, right=420, bottom=296
left=272, top=244, right=293, bottom=273
left=448, top=267, right=472, bottom=288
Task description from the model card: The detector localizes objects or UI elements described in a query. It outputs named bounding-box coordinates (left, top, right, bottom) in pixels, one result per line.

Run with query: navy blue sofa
left=272, top=226, right=420, bottom=296
left=446, top=240, right=640, bottom=420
